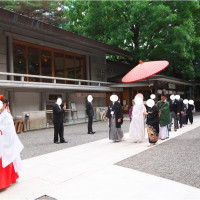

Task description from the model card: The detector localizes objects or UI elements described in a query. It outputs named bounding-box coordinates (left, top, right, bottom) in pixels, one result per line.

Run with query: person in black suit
left=176, top=95, right=184, bottom=128
left=53, top=97, right=67, bottom=144
left=169, top=94, right=179, bottom=131
left=86, top=95, right=95, bottom=134
left=186, top=100, right=195, bottom=124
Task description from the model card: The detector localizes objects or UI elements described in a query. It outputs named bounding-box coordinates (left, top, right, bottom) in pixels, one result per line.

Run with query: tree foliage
left=0, top=1, right=200, bottom=80
left=64, top=1, right=200, bottom=81
left=0, top=1, right=67, bottom=26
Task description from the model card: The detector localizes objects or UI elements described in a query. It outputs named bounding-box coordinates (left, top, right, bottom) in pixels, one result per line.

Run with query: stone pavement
left=18, top=120, right=130, bottom=160
left=1, top=116, right=200, bottom=200
left=117, top=126, right=200, bottom=189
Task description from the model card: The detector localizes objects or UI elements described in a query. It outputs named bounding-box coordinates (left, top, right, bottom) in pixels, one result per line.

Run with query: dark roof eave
left=0, top=8, right=132, bottom=58
left=149, top=75, right=194, bottom=86
left=109, top=74, right=194, bottom=86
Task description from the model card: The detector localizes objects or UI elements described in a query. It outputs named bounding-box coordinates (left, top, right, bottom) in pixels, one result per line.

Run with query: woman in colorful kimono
left=146, top=99, right=160, bottom=147
left=0, top=95, right=24, bottom=190
left=106, top=94, right=124, bottom=142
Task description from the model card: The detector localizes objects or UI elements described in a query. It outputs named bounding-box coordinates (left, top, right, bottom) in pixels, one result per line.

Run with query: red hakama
left=0, top=158, right=19, bottom=189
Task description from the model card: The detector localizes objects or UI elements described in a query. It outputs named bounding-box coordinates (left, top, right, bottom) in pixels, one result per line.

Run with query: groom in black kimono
left=106, top=94, right=124, bottom=142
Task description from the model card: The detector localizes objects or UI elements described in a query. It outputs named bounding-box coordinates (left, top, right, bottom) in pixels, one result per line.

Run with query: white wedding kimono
left=0, top=109, right=24, bottom=172
left=129, top=104, right=146, bottom=142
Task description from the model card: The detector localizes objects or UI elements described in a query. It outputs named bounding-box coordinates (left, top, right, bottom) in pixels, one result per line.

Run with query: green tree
left=0, top=1, right=67, bottom=26
left=1, top=1, right=199, bottom=80
left=63, top=1, right=200, bottom=80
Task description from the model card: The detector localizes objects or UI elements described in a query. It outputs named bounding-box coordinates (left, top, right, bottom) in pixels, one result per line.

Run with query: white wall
left=67, top=92, right=86, bottom=119
left=68, top=92, right=106, bottom=119
left=44, top=91, right=106, bottom=120
left=13, top=92, right=40, bottom=117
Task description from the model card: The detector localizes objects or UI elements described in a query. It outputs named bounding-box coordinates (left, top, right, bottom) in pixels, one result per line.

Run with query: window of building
left=13, top=40, right=86, bottom=83
left=75, top=57, right=82, bottom=79
left=65, top=55, right=74, bottom=83
left=41, top=50, right=52, bottom=82
left=13, top=43, right=26, bottom=80
left=54, top=53, right=64, bottom=84
left=28, top=47, right=40, bottom=82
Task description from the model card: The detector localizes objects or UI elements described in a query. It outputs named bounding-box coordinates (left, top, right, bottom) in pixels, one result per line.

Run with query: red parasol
left=122, top=60, right=169, bottom=83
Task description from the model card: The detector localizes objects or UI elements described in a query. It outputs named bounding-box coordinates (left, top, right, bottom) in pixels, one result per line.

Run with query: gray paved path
left=18, top=120, right=130, bottom=160
left=117, top=125, right=200, bottom=189
left=2, top=115, right=200, bottom=200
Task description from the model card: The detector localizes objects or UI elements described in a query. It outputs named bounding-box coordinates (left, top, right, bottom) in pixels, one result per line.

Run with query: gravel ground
left=18, top=119, right=130, bottom=160
left=117, top=126, right=200, bottom=189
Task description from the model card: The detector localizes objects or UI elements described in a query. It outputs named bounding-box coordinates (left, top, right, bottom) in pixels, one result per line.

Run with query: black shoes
left=60, top=140, right=68, bottom=143
left=54, top=140, right=68, bottom=144
left=88, top=132, right=95, bottom=134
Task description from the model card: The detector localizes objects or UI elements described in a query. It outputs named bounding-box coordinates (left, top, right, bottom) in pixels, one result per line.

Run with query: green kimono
left=157, top=100, right=170, bottom=127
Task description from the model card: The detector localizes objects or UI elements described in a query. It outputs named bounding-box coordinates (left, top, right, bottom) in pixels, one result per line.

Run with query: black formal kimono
left=53, top=103, right=66, bottom=143
left=186, top=104, right=195, bottom=124
left=169, top=99, right=179, bottom=131
left=146, top=105, right=159, bottom=144
left=106, top=101, right=124, bottom=142
left=86, top=101, right=94, bottom=134
left=177, top=98, right=184, bottom=128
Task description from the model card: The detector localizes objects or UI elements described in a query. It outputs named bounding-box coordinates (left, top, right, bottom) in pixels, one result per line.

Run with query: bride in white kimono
left=129, top=94, right=147, bottom=142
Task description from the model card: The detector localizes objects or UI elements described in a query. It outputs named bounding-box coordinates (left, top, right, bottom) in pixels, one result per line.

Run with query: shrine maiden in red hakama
left=0, top=97, right=24, bottom=189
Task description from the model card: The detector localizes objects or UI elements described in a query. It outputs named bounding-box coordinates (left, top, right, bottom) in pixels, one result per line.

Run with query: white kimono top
left=0, top=109, right=24, bottom=172
left=129, top=104, right=146, bottom=142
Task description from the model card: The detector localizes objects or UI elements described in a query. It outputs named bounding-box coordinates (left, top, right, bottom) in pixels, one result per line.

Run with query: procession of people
left=0, top=91, right=196, bottom=190
left=106, top=90, right=195, bottom=146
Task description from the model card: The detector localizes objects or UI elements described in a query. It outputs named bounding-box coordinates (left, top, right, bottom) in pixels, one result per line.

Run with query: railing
left=0, top=72, right=113, bottom=87
left=46, top=109, right=94, bottom=127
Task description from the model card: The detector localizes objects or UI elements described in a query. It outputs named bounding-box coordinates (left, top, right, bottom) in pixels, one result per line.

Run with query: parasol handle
left=146, top=78, right=152, bottom=93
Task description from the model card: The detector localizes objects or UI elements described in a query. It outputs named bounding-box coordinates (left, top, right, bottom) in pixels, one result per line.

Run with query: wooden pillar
left=63, top=54, right=66, bottom=84
left=154, top=80, right=158, bottom=97
left=74, top=56, right=76, bottom=79
left=129, top=88, right=132, bottom=107
left=51, top=51, right=55, bottom=77
left=39, top=49, right=42, bottom=82
left=7, top=36, right=14, bottom=80
left=25, top=46, right=28, bottom=81
left=40, top=92, right=46, bottom=111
